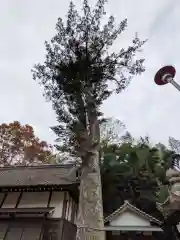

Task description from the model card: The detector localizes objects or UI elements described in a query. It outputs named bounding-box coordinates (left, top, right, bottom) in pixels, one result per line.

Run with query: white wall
left=177, top=223, right=180, bottom=232
left=63, top=192, right=77, bottom=223
left=18, top=192, right=49, bottom=208
left=65, top=193, right=75, bottom=222
left=67, top=198, right=72, bottom=221
left=110, top=211, right=151, bottom=227
left=50, top=191, right=64, bottom=218
left=0, top=190, right=77, bottom=223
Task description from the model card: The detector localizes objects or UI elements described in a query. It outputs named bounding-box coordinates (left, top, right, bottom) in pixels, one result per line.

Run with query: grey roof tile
left=0, top=164, right=77, bottom=187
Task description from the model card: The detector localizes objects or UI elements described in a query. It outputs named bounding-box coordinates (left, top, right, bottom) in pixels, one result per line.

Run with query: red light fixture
left=154, top=66, right=180, bottom=91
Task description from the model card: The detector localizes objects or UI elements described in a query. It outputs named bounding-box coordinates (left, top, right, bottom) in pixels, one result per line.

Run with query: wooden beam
left=15, top=192, right=23, bottom=208
left=62, top=192, right=68, bottom=219
left=47, top=191, right=52, bottom=208
left=0, top=193, right=7, bottom=208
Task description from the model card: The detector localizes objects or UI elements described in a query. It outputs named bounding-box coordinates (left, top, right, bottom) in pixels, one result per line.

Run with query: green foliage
left=156, top=185, right=169, bottom=204
left=32, top=0, right=146, bottom=158
left=100, top=138, right=173, bottom=216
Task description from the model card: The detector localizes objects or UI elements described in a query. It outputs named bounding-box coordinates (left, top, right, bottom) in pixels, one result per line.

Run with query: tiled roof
left=0, top=164, right=78, bottom=187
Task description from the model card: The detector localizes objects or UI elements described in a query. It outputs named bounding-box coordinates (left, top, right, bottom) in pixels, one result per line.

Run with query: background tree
left=100, top=137, right=173, bottom=219
left=100, top=117, right=126, bottom=145
left=169, top=136, right=180, bottom=154
left=0, top=121, right=55, bottom=166
left=32, top=0, right=146, bottom=239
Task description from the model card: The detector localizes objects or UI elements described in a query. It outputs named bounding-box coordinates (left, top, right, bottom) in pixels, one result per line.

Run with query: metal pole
left=170, top=79, right=180, bottom=92
left=163, top=74, right=180, bottom=91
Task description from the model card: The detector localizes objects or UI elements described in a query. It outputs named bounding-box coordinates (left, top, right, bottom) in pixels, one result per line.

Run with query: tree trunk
left=76, top=150, right=105, bottom=240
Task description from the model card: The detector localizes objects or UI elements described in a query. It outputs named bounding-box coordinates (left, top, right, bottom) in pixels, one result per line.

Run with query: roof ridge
left=125, top=202, right=162, bottom=224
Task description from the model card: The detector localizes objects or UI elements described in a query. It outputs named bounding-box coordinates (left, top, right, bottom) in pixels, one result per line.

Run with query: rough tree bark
left=76, top=118, right=105, bottom=240
left=77, top=154, right=105, bottom=240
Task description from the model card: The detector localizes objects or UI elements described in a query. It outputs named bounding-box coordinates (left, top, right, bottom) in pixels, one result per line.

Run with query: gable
left=109, top=210, right=151, bottom=227
left=105, top=201, right=162, bottom=227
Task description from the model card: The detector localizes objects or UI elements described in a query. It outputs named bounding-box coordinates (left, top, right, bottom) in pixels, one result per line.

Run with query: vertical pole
left=170, top=79, right=180, bottom=92
left=165, top=76, right=180, bottom=92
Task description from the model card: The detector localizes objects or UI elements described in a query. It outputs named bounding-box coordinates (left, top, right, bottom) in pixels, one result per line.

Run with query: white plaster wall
left=49, top=191, right=64, bottom=218
left=68, top=199, right=72, bottom=221
left=18, top=192, right=49, bottom=208
left=177, top=223, right=180, bottom=232
left=0, top=190, right=76, bottom=222
left=110, top=211, right=151, bottom=227
left=65, top=194, right=69, bottom=220
left=2, top=192, right=20, bottom=208
left=65, top=193, right=73, bottom=221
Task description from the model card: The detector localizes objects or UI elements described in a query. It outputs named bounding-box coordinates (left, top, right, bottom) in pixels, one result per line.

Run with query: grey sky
left=0, top=0, right=179, bottom=146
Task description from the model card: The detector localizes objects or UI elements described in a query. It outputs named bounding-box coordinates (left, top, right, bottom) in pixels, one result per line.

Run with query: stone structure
left=162, top=168, right=180, bottom=211
left=166, top=168, right=180, bottom=207
left=158, top=168, right=180, bottom=239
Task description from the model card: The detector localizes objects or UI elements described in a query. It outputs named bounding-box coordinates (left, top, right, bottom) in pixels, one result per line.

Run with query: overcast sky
left=0, top=0, right=179, bottom=147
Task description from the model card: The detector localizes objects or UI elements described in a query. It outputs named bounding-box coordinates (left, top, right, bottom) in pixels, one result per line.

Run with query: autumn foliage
left=0, top=121, right=54, bottom=166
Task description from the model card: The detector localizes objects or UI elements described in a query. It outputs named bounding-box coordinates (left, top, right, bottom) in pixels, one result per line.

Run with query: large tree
left=0, top=121, right=54, bottom=166
left=32, top=0, right=146, bottom=239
